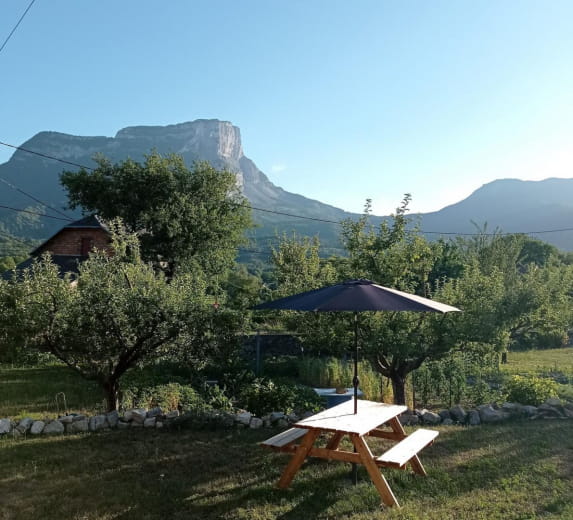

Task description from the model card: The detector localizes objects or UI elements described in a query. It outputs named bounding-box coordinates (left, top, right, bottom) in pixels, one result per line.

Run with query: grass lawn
left=1, top=420, right=573, bottom=520
left=0, top=365, right=103, bottom=419
left=502, top=348, right=573, bottom=376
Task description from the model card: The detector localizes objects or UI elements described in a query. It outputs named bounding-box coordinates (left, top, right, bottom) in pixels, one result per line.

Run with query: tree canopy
left=61, top=153, right=252, bottom=277
left=0, top=224, right=249, bottom=410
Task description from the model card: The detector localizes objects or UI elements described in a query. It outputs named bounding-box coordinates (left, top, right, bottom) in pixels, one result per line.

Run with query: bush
left=503, top=375, right=559, bottom=406
left=121, top=382, right=207, bottom=412
left=298, top=357, right=387, bottom=401
left=238, top=378, right=323, bottom=417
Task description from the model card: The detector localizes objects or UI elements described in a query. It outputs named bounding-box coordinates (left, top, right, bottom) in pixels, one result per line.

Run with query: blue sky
left=1, top=0, right=572, bottom=215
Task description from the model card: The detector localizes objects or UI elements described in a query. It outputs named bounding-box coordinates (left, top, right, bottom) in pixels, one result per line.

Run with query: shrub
left=238, top=378, right=323, bottom=417
left=298, top=357, right=386, bottom=401
left=121, top=382, right=207, bottom=412
left=503, top=375, right=559, bottom=406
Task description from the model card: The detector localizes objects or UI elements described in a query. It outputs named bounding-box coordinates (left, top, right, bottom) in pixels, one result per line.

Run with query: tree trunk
left=390, top=373, right=407, bottom=405
left=103, top=379, right=120, bottom=411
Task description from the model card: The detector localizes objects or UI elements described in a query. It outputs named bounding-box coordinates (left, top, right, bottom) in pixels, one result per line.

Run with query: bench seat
left=261, top=428, right=308, bottom=451
left=376, top=428, right=438, bottom=469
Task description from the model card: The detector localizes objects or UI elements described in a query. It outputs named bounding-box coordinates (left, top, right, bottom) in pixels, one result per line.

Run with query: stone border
left=1, top=398, right=571, bottom=439
left=0, top=407, right=312, bottom=439
left=399, top=398, right=573, bottom=426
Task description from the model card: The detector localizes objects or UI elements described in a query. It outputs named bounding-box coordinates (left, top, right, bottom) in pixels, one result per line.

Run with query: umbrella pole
left=353, top=312, right=359, bottom=414
left=352, top=311, right=359, bottom=485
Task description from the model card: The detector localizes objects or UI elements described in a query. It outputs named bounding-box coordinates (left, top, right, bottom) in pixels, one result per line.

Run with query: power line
left=0, top=228, right=34, bottom=248
left=1, top=139, right=573, bottom=238
left=0, top=140, right=94, bottom=171
left=0, top=204, right=71, bottom=221
left=0, top=177, right=73, bottom=219
left=0, top=0, right=38, bottom=55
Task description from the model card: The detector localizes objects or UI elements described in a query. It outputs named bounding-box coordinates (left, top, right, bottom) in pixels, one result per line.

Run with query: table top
left=295, top=399, right=407, bottom=436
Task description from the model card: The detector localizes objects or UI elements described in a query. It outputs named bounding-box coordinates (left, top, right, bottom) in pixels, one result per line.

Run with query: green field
left=502, top=348, right=573, bottom=376
left=0, top=365, right=103, bottom=419
left=1, top=358, right=573, bottom=519
left=1, top=420, right=572, bottom=520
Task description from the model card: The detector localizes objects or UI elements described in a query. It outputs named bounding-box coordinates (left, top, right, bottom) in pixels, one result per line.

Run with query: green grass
left=0, top=365, right=103, bottom=419
left=1, top=420, right=572, bottom=519
left=502, top=347, right=573, bottom=375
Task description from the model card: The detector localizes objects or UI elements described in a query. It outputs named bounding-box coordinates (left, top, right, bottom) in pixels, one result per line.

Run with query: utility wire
left=0, top=177, right=73, bottom=219
left=1, top=139, right=573, bottom=238
left=0, top=228, right=34, bottom=248
left=0, top=204, right=71, bottom=221
left=0, top=0, right=37, bottom=55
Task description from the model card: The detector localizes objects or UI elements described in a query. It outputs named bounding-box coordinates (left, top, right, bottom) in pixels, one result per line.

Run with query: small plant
left=238, top=378, right=323, bottom=416
left=121, top=383, right=207, bottom=412
left=503, top=375, right=559, bottom=406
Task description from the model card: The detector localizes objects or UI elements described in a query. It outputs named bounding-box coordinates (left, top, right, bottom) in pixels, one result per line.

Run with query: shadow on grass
left=1, top=420, right=573, bottom=519
left=0, top=366, right=102, bottom=417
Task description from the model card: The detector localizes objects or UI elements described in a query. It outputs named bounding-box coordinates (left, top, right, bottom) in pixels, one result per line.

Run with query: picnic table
left=261, top=399, right=438, bottom=508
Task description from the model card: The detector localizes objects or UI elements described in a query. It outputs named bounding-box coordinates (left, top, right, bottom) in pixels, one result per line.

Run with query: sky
left=1, top=0, right=572, bottom=216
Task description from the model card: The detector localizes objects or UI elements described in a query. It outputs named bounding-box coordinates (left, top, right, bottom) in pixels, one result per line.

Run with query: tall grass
left=298, top=357, right=392, bottom=402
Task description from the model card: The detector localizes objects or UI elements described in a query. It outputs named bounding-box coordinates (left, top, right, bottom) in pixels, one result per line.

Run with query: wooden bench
left=376, top=428, right=438, bottom=469
left=261, top=428, right=308, bottom=453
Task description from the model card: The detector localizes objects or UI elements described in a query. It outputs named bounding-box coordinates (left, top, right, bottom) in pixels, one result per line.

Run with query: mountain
left=1, top=119, right=572, bottom=254
left=0, top=120, right=356, bottom=253
left=416, top=178, right=573, bottom=251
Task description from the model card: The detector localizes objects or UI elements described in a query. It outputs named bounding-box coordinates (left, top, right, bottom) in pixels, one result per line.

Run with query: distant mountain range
left=1, top=119, right=572, bottom=253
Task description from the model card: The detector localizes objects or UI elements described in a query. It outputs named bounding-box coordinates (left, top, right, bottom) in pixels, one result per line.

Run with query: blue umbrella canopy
left=254, top=279, right=461, bottom=414
left=254, top=279, right=461, bottom=313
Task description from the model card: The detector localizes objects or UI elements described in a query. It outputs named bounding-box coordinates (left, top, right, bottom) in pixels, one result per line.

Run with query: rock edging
left=399, top=398, right=573, bottom=426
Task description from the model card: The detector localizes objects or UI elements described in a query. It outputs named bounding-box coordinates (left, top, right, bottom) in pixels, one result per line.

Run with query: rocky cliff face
left=0, top=119, right=348, bottom=245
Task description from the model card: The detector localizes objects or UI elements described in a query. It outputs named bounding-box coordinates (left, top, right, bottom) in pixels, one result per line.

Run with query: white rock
left=477, top=405, right=506, bottom=423
left=449, top=405, right=467, bottom=423
left=89, top=415, right=108, bottom=431
left=270, top=412, right=285, bottom=422
left=43, top=420, right=65, bottom=435
left=17, top=417, right=34, bottom=433
left=71, top=418, right=89, bottom=433
left=545, top=398, right=561, bottom=407
left=165, top=410, right=179, bottom=420
left=144, top=417, right=156, bottom=428
left=422, top=411, right=441, bottom=424
left=30, top=421, right=45, bottom=435
left=468, top=410, right=480, bottom=425
left=236, top=412, right=252, bottom=425
left=0, top=418, right=11, bottom=435
left=147, top=407, right=163, bottom=418
left=72, top=414, right=86, bottom=422
left=106, top=411, right=119, bottom=428
left=131, top=409, right=147, bottom=424
left=58, top=415, right=74, bottom=424
left=249, top=417, right=263, bottom=429
left=155, top=421, right=164, bottom=429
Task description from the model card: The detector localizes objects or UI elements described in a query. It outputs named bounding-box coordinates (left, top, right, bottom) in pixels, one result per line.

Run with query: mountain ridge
left=1, top=119, right=572, bottom=251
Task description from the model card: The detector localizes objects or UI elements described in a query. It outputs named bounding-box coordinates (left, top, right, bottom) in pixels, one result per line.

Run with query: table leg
left=326, top=431, right=345, bottom=450
left=351, top=434, right=400, bottom=508
left=388, top=417, right=427, bottom=476
left=277, top=429, right=320, bottom=488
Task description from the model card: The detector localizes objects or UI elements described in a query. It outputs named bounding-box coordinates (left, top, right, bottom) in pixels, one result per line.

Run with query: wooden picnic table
left=261, top=399, right=438, bottom=508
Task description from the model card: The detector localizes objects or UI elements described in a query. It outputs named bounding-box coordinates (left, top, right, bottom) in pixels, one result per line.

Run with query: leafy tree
left=267, top=235, right=352, bottom=354
left=61, top=153, right=252, bottom=277
left=0, top=224, right=227, bottom=411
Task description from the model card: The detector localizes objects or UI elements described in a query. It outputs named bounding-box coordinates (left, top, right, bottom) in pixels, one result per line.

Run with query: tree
left=0, top=224, right=220, bottom=411
left=61, top=153, right=252, bottom=277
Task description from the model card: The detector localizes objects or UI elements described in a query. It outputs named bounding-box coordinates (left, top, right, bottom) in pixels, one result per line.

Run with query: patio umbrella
left=253, top=279, right=461, bottom=414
